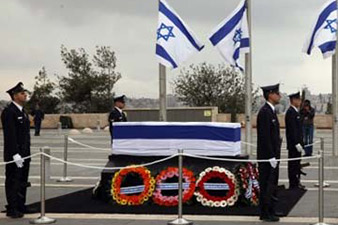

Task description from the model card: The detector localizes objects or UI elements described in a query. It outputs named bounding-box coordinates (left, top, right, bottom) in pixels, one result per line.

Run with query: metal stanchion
left=57, top=122, right=62, bottom=136
left=314, top=138, right=330, bottom=188
left=44, top=147, right=51, bottom=183
left=30, top=148, right=56, bottom=224
left=96, top=120, right=101, bottom=132
left=312, top=138, right=331, bottom=225
left=57, top=134, right=72, bottom=182
left=168, top=149, right=192, bottom=225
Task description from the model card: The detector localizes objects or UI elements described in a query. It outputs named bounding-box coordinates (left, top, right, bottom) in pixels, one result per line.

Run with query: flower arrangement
left=237, top=163, right=260, bottom=206
left=194, top=166, right=239, bottom=207
left=152, top=167, right=196, bottom=206
left=111, top=166, right=155, bottom=205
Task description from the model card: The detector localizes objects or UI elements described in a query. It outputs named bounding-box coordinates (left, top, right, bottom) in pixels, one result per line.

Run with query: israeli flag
left=112, top=122, right=241, bottom=156
left=156, top=0, right=204, bottom=69
left=303, top=0, right=337, bottom=58
left=209, top=0, right=250, bottom=71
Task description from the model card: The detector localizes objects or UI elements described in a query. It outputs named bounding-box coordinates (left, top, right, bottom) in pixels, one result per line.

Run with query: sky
left=0, top=0, right=334, bottom=101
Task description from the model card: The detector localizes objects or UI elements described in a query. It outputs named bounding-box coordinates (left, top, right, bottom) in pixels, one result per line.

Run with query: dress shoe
left=260, top=215, right=280, bottom=222
left=19, top=206, right=38, bottom=214
left=6, top=209, right=24, bottom=219
left=300, top=170, right=307, bottom=176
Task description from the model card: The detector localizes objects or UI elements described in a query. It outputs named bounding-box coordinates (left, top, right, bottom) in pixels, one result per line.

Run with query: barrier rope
left=241, top=140, right=320, bottom=150
left=67, top=137, right=111, bottom=151
left=183, top=153, right=320, bottom=163
left=0, top=150, right=321, bottom=169
left=0, top=136, right=322, bottom=168
left=0, top=152, right=42, bottom=166
left=40, top=152, right=179, bottom=171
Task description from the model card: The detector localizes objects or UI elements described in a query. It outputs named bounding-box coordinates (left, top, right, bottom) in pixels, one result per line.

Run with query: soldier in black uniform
left=31, top=103, right=44, bottom=136
left=257, top=84, right=282, bottom=222
left=285, top=92, right=306, bottom=190
left=1, top=82, right=35, bottom=218
left=108, top=95, right=127, bottom=138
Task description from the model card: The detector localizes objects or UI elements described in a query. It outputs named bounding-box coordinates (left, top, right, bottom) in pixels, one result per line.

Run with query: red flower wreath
left=152, top=167, right=196, bottom=206
left=194, top=166, right=239, bottom=207
left=112, top=166, right=155, bottom=205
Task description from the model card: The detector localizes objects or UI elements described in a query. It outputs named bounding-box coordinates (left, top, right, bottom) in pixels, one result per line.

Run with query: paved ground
left=0, top=128, right=337, bottom=225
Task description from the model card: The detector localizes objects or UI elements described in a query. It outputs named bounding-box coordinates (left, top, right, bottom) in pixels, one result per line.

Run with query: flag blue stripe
left=306, top=1, right=337, bottom=54
left=240, top=38, right=250, bottom=48
left=156, top=44, right=178, bottom=68
left=318, top=40, right=336, bottom=54
left=231, top=38, right=249, bottom=71
left=234, top=62, right=244, bottom=71
left=232, top=39, right=249, bottom=61
left=233, top=47, right=240, bottom=61
left=113, top=125, right=241, bottom=142
left=209, top=4, right=246, bottom=46
left=233, top=47, right=244, bottom=71
left=159, top=1, right=204, bottom=51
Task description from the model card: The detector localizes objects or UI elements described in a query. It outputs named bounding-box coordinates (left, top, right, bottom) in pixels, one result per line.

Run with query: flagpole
left=158, top=0, right=167, bottom=122
left=159, top=63, right=167, bottom=121
left=245, top=0, right=253, bottom=155
left=333, top=0, right=338, bottom=156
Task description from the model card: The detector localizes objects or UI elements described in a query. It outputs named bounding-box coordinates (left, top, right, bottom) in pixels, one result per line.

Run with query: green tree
left=58, top=45, right=121, bottom=113
left=173, top=63, right=259, bottom=122
left=92, top=46, right=122, bottom=112
left=58, top=45, right=94, bottom=113
left=27, top=67, right=60, bottom=114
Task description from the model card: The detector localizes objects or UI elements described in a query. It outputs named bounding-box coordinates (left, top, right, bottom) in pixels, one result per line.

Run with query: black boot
left=6, top=209, right=24, bottom=219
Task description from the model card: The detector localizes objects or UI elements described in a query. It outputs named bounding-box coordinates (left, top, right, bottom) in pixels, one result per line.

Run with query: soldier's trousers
left=5, top=160, right=30, bottom=211
left=34, top=120, right=41, bottom=135
left=258, top=162, right=279, bottom=216
left=288, top=148, right=301, bottom=188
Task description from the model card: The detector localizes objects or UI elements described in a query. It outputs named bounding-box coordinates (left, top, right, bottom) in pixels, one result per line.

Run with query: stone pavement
left=0, top=129, right=337, bottom=225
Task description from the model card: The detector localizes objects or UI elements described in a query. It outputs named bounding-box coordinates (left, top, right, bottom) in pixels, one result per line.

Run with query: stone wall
left=217, top=113, right=332, bottom=129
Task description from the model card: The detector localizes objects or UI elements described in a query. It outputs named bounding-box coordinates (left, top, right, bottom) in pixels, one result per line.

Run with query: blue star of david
left=233, top=29, right=242, bottom=45
left=157, top=23, right=175, bottom=41
left=324, top=19, right=337, bottom=33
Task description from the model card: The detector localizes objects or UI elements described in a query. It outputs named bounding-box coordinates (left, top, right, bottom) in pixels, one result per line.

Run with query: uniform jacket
left=108, top=107, right=127, bottom=134
left=31, top=109, right=44, bottom=122
left=285, top=106, right=303, bottom=151
left=257, top=103, right=281, bottom=160
left=1, top=102, right=31, bottom=162
left=300, top=107, right=315, bottom=126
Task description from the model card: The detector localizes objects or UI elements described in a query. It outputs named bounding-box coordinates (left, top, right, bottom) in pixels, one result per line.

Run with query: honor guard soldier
left=285, top=92, right=306, bottom=190
left=1, top=82, right=36, bottom=218
left=31, top=103, right=44, bottom=136
left=108, top=95, right=127, bottom=138
left=300, top=99, right=315, bottom=156
left=257, top=83, right=282, bottom=222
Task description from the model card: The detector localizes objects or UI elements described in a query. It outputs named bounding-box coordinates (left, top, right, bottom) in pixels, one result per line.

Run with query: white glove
left=269, top=157, right=278, bottom=168
left=13, top=154, right=24, bottom=168
left=295, top=143, right=304, bottom=153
